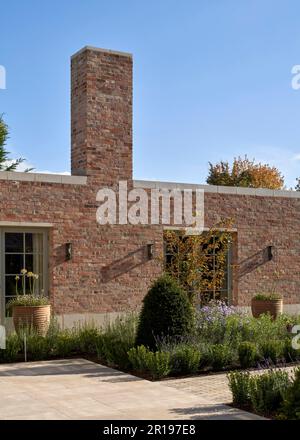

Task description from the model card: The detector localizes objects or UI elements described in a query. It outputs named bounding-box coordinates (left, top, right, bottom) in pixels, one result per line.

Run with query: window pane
left=25, top=254, right=33, bottom=272
left=25, top=233, right=33, bottom=253
left=5, top=254, right=23, bottom=274
left=5, top=233, right=23, bottom=253
left=5, top=276, right=18, bottom=296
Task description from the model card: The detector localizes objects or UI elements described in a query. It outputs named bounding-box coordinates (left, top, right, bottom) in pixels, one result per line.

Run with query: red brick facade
left=0, top=47, right=299, bottom=323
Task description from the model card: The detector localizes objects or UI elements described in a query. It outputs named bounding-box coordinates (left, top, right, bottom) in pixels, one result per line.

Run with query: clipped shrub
left=96, top=315, right=137, bottom=369
left=171, top=345, right=201, bottom=375
left=280, top=368, right=300, bottom=419
left=207, top=344, right=235, bottom=370
left=259, top=340, right=284, bottom=363
left=136, top=274, right=194, bottom=350
left=227, top=371, right=251, bottom=406
left=238, top=341, right=259, bottom=369
left=249, top=369, right=290, bottom=415
left=127, top=345, right=171, bottom=379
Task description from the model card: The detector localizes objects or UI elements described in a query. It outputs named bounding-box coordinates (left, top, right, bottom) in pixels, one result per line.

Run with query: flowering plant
left=15, top=268, right=39, bottom=296
left=6, top=268, right=49, bottom=310
left=196, top=300, right=243, bottom=344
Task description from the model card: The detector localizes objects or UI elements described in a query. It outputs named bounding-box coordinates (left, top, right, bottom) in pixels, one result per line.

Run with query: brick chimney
left=71, top=47, right=133, bottom=185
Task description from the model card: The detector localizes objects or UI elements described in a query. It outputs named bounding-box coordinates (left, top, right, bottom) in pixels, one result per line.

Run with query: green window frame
left=0, top=228, right=49, bottom=320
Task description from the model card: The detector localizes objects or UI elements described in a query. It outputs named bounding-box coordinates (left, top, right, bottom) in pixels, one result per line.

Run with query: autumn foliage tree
left=206, top=156, right=284, bottom=189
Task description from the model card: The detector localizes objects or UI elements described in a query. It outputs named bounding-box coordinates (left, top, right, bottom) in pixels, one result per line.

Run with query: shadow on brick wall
left=101, top=246, right=151, bottom=282
left=238, top=246, right=274, bottom=279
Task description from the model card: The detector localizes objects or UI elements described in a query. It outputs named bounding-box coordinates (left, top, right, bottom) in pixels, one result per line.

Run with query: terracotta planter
left=13, top=305, right=51, bottom=336
left=251, top=298, right=283, bottom=319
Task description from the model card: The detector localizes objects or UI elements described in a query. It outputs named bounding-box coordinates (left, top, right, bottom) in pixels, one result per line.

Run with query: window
left=0, top=229, right=48, bottom=318
left=200, top=234, right=232, bottom=304
left=164, top=232, right=233, bottom=305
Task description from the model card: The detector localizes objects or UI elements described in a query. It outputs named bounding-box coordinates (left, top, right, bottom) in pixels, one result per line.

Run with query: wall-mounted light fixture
left=147, top=243, right=154, bottom=260
left=66, top=242, right=72, bottom=261
left=267, top=245, right=274, bottom=261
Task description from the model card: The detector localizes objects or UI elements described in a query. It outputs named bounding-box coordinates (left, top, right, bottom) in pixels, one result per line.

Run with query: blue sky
left=1, top=0, right=300, bottom=187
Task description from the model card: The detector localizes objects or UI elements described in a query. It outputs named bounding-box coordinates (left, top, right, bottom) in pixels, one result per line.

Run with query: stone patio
left=0, top=358, right=264, bottom=420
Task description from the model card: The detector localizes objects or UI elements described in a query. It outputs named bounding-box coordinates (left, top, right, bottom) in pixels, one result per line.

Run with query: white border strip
left=134, top=180, right=300, bottom=199
left=0, top=172, right=87, bottom=185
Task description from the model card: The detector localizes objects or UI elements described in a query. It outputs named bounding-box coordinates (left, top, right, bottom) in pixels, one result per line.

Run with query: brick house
left=0, top=46, right=299, bottom=328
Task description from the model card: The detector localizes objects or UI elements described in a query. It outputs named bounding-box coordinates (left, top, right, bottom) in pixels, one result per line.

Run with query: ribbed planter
left=12, top=305, right=51, bottom=336
left=251, top=298, right=283, bottom=319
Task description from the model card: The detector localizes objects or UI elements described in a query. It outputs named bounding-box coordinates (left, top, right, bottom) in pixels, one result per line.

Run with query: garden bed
left=1, top=303, right=300, bottom=382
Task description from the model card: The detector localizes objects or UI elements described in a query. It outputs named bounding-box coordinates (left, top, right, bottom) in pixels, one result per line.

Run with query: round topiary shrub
left=136, top=274, right=195, bottom=350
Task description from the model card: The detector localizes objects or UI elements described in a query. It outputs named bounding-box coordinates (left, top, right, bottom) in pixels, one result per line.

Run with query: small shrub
left=76, top=324, right=100, bottom=355
left=127, top=345, right=150, bottom=371
left=283, top=337, right=299, bottom=363
left=52, top=329, right=78, bottom=358
left=249, top=369, right=290, bottom=415
left=259, top=340, right=284, bottom=363
left=228, top=371, right=251, bottom=406
left=207, top=344, right=235, bottom=370
left=238, top=341, right=259, bottom=368
left=136, top=274, right=194, bottom=350
left=0, top=333, right=21, bottom=363
left=228, top=369, right=291, bottom=416
left=171, top=345, right=201, bottom=375
left=96, top=315, right=137, bottom=369
left=25, top=332, right=50, bottom=361
left=127, top=345, right=171, bottom=380
left=280, top=368, right=300, bottom=419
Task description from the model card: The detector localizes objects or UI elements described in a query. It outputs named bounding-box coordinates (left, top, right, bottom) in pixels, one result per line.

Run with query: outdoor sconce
left=267, top=245, right=274, bottom=261
left=66, top=242, right=72, bottom=261
left=147, top=243, right=154, bottom=260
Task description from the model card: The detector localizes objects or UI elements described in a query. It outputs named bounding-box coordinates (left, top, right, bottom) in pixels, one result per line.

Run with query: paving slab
left=0, top=358, right=263, bottom=420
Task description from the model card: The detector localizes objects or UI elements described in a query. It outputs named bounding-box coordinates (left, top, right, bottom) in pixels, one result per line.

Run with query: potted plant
left=7, top=269, right=51, bottom=336
left=251, top=293, right=283, bottom=319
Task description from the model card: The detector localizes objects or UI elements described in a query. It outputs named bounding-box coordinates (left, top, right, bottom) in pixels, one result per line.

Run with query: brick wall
left=0, top=46, right=299, bottom=320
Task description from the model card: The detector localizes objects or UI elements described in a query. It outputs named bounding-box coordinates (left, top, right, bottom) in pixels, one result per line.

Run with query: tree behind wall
left=0, top=115, right=31, bottom=171
left=206, top=156, right=284, bottom=189
left=164, top=220, right=233, bottom=304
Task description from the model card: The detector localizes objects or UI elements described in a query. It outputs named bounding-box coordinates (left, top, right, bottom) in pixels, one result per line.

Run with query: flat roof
left=0, top=171, right=87, bottom=185
left=133, top=180, right=300, bottom=199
